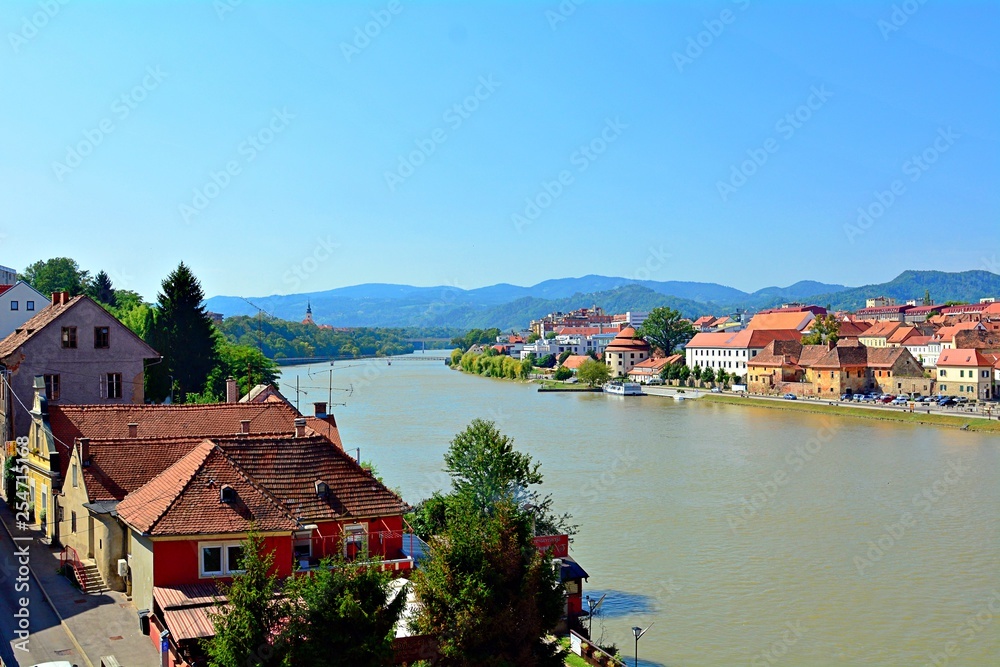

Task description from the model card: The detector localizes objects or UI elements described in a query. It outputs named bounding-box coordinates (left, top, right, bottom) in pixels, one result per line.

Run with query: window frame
left=61, top=326, right=78, bottom=349
left=43, top=374, right=61, bottom=401
left=26, top=300, right=34, bottom=311
left=199, top=541, right=247, bottom=578
left=94, top=326, right=110, bottom=349
left=106, top=372, right=123, bottom=400
left=10, top=300, right=17, bottom=311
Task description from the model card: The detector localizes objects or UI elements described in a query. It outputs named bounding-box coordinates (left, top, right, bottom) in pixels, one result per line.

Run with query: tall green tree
left=577, top=358, right=610, bottom=386
left=205, top=530, right=282, bottom=667
left=411, top=497, right=565, bottom=667
left=21, top=257, right=89, bottom=296
left=148, top=263, right=220, bottom=402
left=801, top=314, right=840, bottom=345
left=87, top=270, right=117, bottom=307
left=197, top=341, right=279, bottom=401
left=278, top=557, right=405, bottom=667
left=636, top=306, right=696, bottom=355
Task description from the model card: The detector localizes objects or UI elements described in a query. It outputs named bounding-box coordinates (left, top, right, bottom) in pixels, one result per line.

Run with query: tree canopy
left=636, top=306, right=695, bottom=355
left=21, top=257, right=89, bottom=295
left=801, top=313, right=840, bottom=345
left=577, top=358, right=611, bottom=386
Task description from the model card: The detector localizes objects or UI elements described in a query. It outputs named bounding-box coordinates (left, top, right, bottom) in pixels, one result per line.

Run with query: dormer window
left=315, top=480, right=329, bottom=498
left=220, top=485, right=236, bottom=503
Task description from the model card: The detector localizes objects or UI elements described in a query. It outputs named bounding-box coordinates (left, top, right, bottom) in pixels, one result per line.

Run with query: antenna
left=239, top=297, right=274, bottom=355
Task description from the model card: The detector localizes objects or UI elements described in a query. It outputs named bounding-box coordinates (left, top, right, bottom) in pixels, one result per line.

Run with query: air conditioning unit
left=118, top=558, right=129, bottom=578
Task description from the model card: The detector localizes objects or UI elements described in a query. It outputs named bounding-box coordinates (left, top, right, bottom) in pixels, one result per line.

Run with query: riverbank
left=536, top=380, right=601, bottom=392
left=701, top=394, right=1000, bottom=433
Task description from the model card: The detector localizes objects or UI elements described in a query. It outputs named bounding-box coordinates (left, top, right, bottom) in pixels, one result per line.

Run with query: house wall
left=152, top=533, right=293, bottom=587
left=806, top=367, right=867, bottom=396
left=605, top=349, right=648, bottom=377
left=936, top=366, right=993, bottom=400
left=3, top=298, right=154, bottom=438
left=0, top=282, right=47, bottom=339
left=130, top=530, right=155, bottom=612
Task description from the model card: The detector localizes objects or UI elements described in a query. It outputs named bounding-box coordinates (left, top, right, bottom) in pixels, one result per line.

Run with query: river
left=279, top=352, right=1000, bottom=666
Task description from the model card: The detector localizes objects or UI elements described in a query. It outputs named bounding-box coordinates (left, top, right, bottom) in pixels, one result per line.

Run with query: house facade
left=936, top=349, right=995, bottom=400
left=0, top=293, right=159, bottom=441
left=685, top=329, right=801, bottom=377
left=604, top=327, right=651, bottom=377
left=0, top=281, right=47, bottom=339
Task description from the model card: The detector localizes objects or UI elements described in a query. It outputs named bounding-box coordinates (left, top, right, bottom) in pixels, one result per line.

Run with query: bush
left=554, top=366, right=573, bottom=381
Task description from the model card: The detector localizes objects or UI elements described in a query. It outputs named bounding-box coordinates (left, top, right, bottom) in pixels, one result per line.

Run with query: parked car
left=892, top=396, right=909, bottom=405
left=647, top=377, right=663, bottom=385
left=879, top=395, right=896, bottom=404
left=955, top=396, right=969, bottom=404
left=710, top=386, right=721, bottom=393
left=840, top=393, right=853, bottom=401
left=782, top=393, right=797, bottom=400
left=938, top=397, right=957, bottom=406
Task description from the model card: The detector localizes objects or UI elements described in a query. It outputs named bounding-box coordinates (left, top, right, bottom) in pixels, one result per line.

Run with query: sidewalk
left=0, top=504, right=159, bottom=667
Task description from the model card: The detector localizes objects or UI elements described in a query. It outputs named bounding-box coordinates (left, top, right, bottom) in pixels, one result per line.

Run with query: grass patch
left=536, top=380, right=601, bottom=392
left=701, top=394, right=1000, bottom=433
left=559, top=637, right=590, bottom=667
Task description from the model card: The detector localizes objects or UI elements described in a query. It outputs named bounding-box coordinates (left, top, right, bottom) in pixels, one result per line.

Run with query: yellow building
left=23, top=377, right=64, bottom=542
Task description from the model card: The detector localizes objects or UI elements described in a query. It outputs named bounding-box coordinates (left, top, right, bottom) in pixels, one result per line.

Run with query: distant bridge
left=276, top=354, right=450, bottom=366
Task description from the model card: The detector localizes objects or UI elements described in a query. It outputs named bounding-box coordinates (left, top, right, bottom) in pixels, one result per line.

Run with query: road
left=0, top=533, right=83, bottom=667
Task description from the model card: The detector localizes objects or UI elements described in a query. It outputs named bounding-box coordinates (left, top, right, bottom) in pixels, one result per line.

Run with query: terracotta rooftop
left=605, top=327, right=651, bottom=351
left=50, top=401, right=303, bottom=443
left=0, top=284, right=12, bottom=296
left=117, top=440, right=299, bottom=536
left=746, top=311, right=815, bottom=332
left=937, top=349, right=995, bottom=368
left=560, top=355, right=591, bottom=370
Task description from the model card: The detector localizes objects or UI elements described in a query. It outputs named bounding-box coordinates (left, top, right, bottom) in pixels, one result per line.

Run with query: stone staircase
left=75, top=559, right=109, bottom=595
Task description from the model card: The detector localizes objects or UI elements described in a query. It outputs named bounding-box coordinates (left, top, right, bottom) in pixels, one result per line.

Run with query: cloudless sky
left=2, top=1, right=997, bottom=300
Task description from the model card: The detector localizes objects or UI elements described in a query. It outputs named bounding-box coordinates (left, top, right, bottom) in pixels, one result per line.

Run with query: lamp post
left=632, top=623, right=652, bottom=667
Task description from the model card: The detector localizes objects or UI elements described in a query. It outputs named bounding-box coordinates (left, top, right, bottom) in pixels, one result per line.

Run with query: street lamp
left=632, top=623, right=652, bottom=667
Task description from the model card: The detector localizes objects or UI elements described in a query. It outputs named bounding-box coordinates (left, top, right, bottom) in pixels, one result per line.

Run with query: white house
left=0, top=281, right=48, bottom=339
left=903, top=336, right=942, bottom=369
left=684, top=328, right=802, bottom=376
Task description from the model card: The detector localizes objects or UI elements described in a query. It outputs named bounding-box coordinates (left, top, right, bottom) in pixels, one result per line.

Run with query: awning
left=83, top=500, right=119, bottom=515
left=560, top=557, right=589, bottom=582
left=153, top=584, right=227, bottom=642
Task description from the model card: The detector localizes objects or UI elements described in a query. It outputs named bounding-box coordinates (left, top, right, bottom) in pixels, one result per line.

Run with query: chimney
left=78, top=437, right=90, bottom=465
left=62, top=291, right=70, bottom=305
left=240, top=419, right=251, bottom=435
left=294, top=417, right=307, bottom=438
left=127, top=422, right=138, bottom=438
left=51, top=292, right=61, bottom=307
left=226, top=377, right=239, bottom=403
left=313, top=402, right=328, bottom=419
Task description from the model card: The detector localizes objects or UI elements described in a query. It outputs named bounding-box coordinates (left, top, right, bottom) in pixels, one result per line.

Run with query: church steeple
left=302, top=300, right=315, bottom=325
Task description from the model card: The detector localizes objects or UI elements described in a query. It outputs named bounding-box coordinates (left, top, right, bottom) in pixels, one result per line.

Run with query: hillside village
left=475, top=295, right=1000, bottom=404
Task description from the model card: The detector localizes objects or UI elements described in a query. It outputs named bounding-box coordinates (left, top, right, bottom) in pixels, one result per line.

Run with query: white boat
left=603, top=382, right=643, bottom=396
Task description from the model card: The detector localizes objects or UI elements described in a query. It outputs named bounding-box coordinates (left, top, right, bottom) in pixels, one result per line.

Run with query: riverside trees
left=409, top=420, right=568, bottom=666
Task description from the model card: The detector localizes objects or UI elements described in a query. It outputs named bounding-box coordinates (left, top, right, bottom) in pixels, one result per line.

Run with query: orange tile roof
left=560, top=355, right=590, bottom=370
left=687, top=329, right=800, bottom=350
left=605, top=326, right=650, bottom=352
left=859, top=320, right=904, bottom=339
left=937, top=349, right=994, bottom=368
left=50, top=402, right=303, bottom=442
left=117, top=441, right=299, bottom=536
left=746, top=311, right=815, bottom=331
left=82, top=436, right=208, bottom=502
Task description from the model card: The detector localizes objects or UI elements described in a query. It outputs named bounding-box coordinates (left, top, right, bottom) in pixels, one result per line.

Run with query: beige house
left=936, top=349, right=996, bottom=400
left=604, top=327, right=650, bottom=377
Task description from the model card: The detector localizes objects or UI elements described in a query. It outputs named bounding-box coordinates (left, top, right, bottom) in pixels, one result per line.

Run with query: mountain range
left=204, top=270, right=1000, bottom=331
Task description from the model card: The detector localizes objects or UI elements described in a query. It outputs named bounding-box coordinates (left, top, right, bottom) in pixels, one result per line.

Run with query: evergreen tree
left=88, top=270, right=117, bottom=307
left=204, top=531, right=282, bottom=667
left=148, top=263, right=220, bottom=402
left=278, top=557, right=405, bottom=667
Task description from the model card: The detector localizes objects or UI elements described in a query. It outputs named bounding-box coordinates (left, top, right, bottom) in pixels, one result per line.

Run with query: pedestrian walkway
left=0, top=503, right=159, bottom=667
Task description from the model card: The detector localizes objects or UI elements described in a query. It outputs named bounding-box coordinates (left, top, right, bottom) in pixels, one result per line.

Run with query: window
left=71, top=511, right=77, bottom=534
left=200, top=541, right=246, bottom=577
left=94, top=327, right=110, bottom=349
left=26, top=300, right=34, bottom=311
left=10, top=300, right=17, bottom=310
left=61, top=327, right=77, bottom=348
left=344, top=524, right=367, bottom=560
left=939, top=370, right=946, bottom=377
left=959, top=370, right=965, bottom=378
left=293, top=533, right=312, bottom=564
left=201, top=546, right=223, bottom=576
left=106, top=373, right=122, bottom=399
left=940, top=384, right=947, bottom=391
left=71, top=463, right=78, bottom=488
left=43, top=374, right=60, bottom=400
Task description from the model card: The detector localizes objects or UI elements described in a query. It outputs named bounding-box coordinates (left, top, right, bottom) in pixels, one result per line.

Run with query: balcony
left=292, top=529, right=426, bottom=573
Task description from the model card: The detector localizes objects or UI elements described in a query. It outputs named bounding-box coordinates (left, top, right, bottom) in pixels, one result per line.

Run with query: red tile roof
left=0, top=284, right=13, bottom=296
left=82, top=436, right=207, bottom=502
left=560, top=355, right=590, bottom=370
left=117, top=440, right=299, bottom=536
left=937, top=349, right=995, bottom=368
left=50, top=402, right=303, bottom=442
left=605, top=326, right=650, bottom=352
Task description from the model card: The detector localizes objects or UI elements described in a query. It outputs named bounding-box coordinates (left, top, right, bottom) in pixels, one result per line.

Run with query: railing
left=296, top=529, right=416, bottom=570
left=60, top=545, right=88, bottom=591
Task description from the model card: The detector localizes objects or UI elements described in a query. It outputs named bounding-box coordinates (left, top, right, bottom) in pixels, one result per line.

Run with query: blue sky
left=2, top=0, right=997, bottom=300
